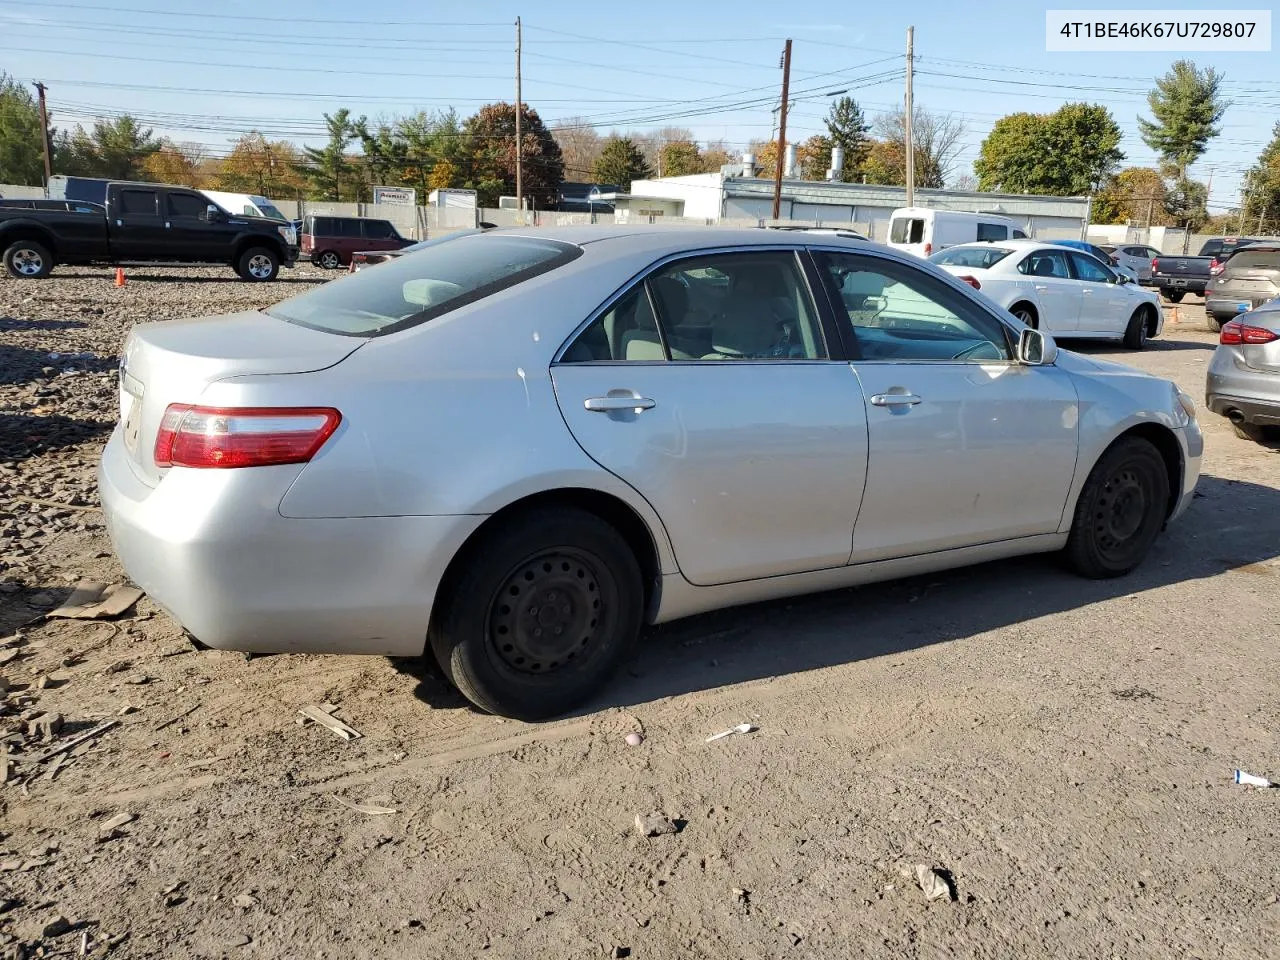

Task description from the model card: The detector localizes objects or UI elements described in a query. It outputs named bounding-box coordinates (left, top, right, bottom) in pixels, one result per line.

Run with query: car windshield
left=929, top=246, right=1013, bottom=269
left=266, top=235, right=581, bottom=336
left=256, top=202, right=289, bottom=222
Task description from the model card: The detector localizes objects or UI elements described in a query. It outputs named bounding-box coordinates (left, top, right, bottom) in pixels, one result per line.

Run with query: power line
left=0, top=0, right=504, bottom=25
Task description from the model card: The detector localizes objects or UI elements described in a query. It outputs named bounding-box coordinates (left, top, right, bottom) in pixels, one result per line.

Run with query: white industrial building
left=619, top=154, right=1092, bottom=240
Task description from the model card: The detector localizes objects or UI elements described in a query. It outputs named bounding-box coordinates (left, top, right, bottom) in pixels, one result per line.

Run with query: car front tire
left=1123, top=307, right=1149, bottom=350
left=429, top=508, right=643, bottom=720
left=1165, top=290, right=1184, bottom=303
left=1065, top=436, right=1170, bottom=579
left=236, top=246, right=280, bottom=282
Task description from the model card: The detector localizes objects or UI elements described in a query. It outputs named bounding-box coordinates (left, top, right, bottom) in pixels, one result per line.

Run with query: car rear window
left=267, top=235, right=582, bottom=336
left=1225, top=250, right=1280, bottom=271
left=929, top=246, right=1013, bottom=269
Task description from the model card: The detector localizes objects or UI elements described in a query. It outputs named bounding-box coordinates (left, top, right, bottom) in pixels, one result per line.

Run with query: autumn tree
left=300, top=109, right=361, bottom=201
left=975, top=103, right=1122, bottom=195
left=824, top=96, right=871, bottom=180
left=0, top=73, right=46, bottom=185
left=551, top=117, right=603, bottom=180
left=797, top=134, right=832, bottom=180
left=1092, top=167, right=1171, bottom=225
left=593, top=136, right=652, bottom=191
left=215, top=133, right=307, bottom=197
left=658, top=140, right=702, bottom=177
left=141, top=143, right=200, bottom=187
left=871, top=107, right=965, bottom=188
left=861, top=139, right=907, bottom=185
left=357, top=110, right=465, bottom=198
left=700, top=139, right=734, bottom=174
left=1139, top=59, right=1228, bottom=180
left=463, top=102, right=563, bottom=207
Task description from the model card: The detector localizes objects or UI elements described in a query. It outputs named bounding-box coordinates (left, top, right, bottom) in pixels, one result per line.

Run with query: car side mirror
left=204, top=204, right=224, bottom=223
left=1018, top=327, right=1057, bottom=366
left=1114, top=273, right=1129, bottom=285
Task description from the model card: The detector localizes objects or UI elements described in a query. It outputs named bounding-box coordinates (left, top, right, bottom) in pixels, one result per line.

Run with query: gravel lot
left=1, top=269, right=1277, bottom=960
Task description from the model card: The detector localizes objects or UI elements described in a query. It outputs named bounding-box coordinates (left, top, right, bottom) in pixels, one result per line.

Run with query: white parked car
left=929, top=240, right=1163, bottom=349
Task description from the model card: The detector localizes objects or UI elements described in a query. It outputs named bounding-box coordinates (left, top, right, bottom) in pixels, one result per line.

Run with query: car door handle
left=1034, top=284, right=1049, bottom=292
left=870, top=393, right=922, bottom=407
left=584, top=395, right=656, bottom=413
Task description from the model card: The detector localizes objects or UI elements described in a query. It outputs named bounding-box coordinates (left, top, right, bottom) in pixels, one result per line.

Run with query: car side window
left=166, top=193, right=208, bottom=219
left=815, top=251, right=1011, bottom=362
left=650, top=251, right=826, bottom=360
left=119, top=190, right=158, bottom=216
left=1068, top=252, right=1114, bottom=283
left=560, top=285, right=664, bottom=362
left=976, top=222, right=1008, bottom=242
left=1017, top=250, right=1071, bottom=278
left=364, top=220, right=395, bottom=240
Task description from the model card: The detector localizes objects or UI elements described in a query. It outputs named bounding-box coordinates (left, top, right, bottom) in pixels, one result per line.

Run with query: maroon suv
left=301, top=215, right=412, bottom=269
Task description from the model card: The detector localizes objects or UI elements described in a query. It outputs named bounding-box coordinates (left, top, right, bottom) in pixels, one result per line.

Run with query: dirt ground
left=1, top=271, right=1277, bottom=960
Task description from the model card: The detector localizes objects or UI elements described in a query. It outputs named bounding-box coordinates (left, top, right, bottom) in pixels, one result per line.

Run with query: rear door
left=109, top=187, right=166, bottom=261
left=551, top=248, right=869, bottom=586
left=1222, top=249, right=1280, bottom=311
left=361, top=219, right=401, bottom=252
left=1015, top=248, right=1081, bottom=332
left=810, top=248, right=1079, bottom=561
left=163, top=190, right=222, bottom=262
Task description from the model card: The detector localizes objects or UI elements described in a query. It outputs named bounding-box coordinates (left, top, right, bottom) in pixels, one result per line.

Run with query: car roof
left=490, top=225, right=875, bottom=257
left=946, top=238, right=1081, bottom=251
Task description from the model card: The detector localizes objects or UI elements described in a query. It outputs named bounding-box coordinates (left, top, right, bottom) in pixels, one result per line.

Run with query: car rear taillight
left=1220, top=320, right=1279, bottom=346
left=1209, top=258, right=1224, bottom=276
left=923, top=242, right=933, bottom=255
left=956, top=274, right=981, bottom=290
left=1151, top=258, right=1159, bottom=273
left=154, top=405, right=341, bottom=469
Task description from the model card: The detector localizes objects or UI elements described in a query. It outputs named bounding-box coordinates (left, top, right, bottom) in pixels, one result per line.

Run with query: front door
left=1068, top=251, right=1130, bottom=336
left=110, top=187, right=167, bottom=261
left=552, top=249, right=869, bottom=586
left=1017, top=248, right=1082, bottom=332
left=810, top=249, right=1080, bottom=562
left=163, top=191, right=226, bottom=262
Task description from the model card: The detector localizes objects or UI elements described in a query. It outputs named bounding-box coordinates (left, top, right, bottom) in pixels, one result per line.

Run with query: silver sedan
left=1206, top=298, right=1280, bottom=441
left=99, top=228, right=1203, bottom=719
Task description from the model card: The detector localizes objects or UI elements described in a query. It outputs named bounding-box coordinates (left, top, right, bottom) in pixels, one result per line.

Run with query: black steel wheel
left=430, top=508, right=643, bottom=720
left=1065, top=436, right=1170, bottom=578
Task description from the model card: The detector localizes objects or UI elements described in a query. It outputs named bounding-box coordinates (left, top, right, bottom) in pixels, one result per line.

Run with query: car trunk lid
left=118, top=311, right=363, bottom=486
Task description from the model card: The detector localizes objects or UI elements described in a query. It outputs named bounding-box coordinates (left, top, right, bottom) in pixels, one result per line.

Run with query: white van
left=200, top=190, right=291, bottom=223
left=886, top=207, right=1026, bottom=257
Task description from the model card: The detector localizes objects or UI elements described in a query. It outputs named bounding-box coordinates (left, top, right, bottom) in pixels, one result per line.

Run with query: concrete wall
left=0, top=183, right=49, bottom=200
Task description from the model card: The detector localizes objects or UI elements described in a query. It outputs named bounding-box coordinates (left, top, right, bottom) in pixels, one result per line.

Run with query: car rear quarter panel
left=195, top=257, right=680, bottom=575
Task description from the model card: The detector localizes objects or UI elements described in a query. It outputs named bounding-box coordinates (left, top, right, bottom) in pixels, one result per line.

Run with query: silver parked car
left=1101, top=243, right=1163, bottom=284
left=100, top=228, right=1203, bottom=719
left=1206, top=298, right=1280, bottom=441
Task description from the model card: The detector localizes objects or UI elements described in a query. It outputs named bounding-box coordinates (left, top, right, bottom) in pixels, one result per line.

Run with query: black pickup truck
left=1151, top=237, right=1263, bottom=302
left=0, top=182, right=298, bottom=281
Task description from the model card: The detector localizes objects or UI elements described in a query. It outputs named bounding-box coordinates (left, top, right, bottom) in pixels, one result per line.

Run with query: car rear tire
left=316, top=250, right=341, bottom=270
left=1207, top=316, right=1224, bottom=332
left=3, top=239, right=54, bottom=279
left=429, top=508, right=643, bottom=720
left=236, top=246, right=279, bottom=282
left=1122, top=307, right=1149, bottom=350
left=1065, top=436, right=1170, bottom=579
left=1165, top=291, right=1184, bottom=303
left=1010, top=303, right=1037, bottom=328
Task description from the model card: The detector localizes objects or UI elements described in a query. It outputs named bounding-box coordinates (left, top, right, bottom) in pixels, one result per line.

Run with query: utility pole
left=1260, top=204, right=1269, bottom=235
left=904, top=26, right=915, bottom=208
left=770, top=38, right=792, bottom=221
left=514, top=16, right=523, bottom=221
left=34, top=81, right=52, bottom=187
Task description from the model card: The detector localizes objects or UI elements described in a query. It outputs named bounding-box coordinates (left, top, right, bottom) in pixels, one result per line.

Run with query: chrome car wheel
left=12, top=247, right=43, bottom=276
left=247, top=254, right=274, bottom=280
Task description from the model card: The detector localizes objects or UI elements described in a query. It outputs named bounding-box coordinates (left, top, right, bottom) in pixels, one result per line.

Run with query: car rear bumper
left=97, top=428, right=485, bottom=656
left=1155, top=277, right=1206, bottom=293
left=1206, top=351, right=1280, bottom=426
left=1206, top=295, right=1276, bottom=320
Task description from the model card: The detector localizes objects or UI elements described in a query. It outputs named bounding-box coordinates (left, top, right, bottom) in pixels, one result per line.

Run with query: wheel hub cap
left=14, top=249, right=42, bottom=275
left=248, top=255, right=272, bottom=278
left=489, top=553, right=602, bottom=674
left=1096, top=468, right=1146, bottom=552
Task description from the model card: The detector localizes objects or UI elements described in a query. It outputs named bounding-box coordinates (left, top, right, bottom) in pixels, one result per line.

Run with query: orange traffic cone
left=114, top=267, right=126, bottom=287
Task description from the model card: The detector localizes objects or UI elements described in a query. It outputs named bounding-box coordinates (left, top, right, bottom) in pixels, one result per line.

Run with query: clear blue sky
left=3, top=0, right=1277, bottom=207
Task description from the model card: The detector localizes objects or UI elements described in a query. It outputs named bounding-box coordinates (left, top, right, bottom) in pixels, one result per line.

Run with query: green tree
left=300, top=109, right=361, bottom=201
left=462, top=102, right=563, bottom=207
left=1138, top=59, right=1228, bottom=180
left=823, top=96, right=870, bottom=180
left=657, top=139, right=702, bottom=177
left=0, top=73, right=46, bottom=185
left=975, top=103, right=1122, bottom=195
left=59, top=116, right=159, bottom=180
left=1242, top=122, right=1280, bottom=225
left=593, top=136, right=652, bottom=191
left=1164, top=176, right=1209, bottom=233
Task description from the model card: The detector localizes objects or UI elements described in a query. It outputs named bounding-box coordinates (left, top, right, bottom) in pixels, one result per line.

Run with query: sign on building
left=373, top=186, right=417, bottom=207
